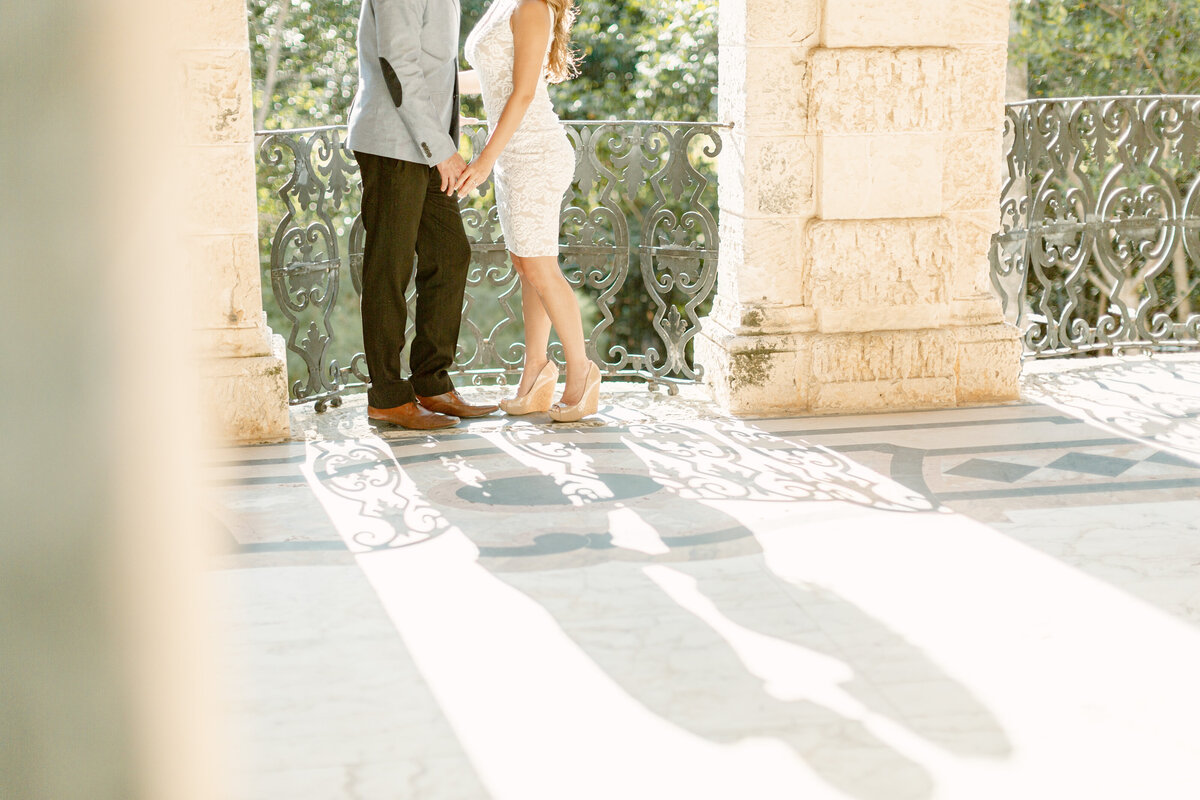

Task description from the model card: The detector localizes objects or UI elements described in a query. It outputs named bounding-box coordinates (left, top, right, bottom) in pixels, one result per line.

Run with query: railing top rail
left=255, top=119, right=733, bottom=137
left=1005, top=93, right=1200, bottom=108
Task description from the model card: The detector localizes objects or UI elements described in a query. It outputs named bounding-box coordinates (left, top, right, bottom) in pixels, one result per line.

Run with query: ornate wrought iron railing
left=256, top=121, right=724, bottom=409
left=990, top=95, right=1200, bottom=357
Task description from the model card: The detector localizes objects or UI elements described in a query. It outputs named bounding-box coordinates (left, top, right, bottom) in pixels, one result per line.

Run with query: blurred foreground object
left=1, top=1, right=230, bottom=799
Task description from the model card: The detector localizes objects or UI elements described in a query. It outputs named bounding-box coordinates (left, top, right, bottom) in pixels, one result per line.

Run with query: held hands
left=453, top=153, right=496, bottom=199
left=436, top=153, right=468, bottom=195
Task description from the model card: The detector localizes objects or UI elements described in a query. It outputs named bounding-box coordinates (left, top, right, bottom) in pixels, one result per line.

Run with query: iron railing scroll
left=256, top=121, right=724, bottom=409
left=990, top=95, right=1200, bottom=357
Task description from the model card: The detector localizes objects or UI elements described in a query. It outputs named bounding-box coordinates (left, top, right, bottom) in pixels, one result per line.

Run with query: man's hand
left=436, top=153, right=467, bottom=195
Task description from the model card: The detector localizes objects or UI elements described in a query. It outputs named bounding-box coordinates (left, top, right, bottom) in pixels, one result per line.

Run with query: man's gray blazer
left=347, top=0, right=462, bottom=166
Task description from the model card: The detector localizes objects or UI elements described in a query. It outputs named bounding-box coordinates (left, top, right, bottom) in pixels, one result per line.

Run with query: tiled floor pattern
left=210, top=357, right=1200, bottom=799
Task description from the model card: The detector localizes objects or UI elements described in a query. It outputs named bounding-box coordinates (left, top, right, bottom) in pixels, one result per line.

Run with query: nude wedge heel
left=499, top=361, right=559, bottom=416
left=548, top=362, right=601, bottom=423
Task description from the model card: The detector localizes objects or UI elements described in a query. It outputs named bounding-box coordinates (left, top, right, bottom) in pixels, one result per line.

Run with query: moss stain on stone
left=741, top=308, right=764, bottom=328
left=730, top=347, right=777, bottom=390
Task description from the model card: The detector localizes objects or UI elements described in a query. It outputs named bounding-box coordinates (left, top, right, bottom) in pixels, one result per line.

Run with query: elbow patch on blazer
left=378, top=57, right=403, bottom=107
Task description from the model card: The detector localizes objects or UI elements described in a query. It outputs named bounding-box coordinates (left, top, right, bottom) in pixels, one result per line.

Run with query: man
left=347, top=0, right=498, bottom=429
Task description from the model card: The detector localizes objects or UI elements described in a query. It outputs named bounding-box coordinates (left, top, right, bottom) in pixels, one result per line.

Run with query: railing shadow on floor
left=297, top=419, right=1012, bottom=800
left=1021, top=357, right=1200, bottom=464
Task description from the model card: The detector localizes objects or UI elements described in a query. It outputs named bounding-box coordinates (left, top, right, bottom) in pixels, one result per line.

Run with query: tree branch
left=255, top=0, right=294, bottom=131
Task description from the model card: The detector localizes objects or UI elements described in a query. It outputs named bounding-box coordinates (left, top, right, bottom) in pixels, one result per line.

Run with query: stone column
left=698, top=0, right=1021, bottom=414
left=182, top=0, right=290, bottom=442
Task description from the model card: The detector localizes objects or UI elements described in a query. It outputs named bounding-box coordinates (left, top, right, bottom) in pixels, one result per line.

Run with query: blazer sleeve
left=374, top=0, right=459, bottom=166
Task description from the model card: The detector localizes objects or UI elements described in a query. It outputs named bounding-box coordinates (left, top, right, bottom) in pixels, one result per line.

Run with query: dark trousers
left=354, top=151, right=471, bottom=408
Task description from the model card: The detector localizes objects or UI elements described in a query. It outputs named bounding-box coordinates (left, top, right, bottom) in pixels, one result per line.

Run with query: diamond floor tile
left=945, top=458, right=1039, bottom=484
left=1145, top=451, right=1200, bottom=469
left=1045, top=452, right=1138, bottom=477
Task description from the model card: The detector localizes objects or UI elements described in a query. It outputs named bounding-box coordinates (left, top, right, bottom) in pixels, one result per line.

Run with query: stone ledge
left=199, top=334, right=290, bottom=444
left=816, top=304, right=950, bottom=334
left=813, top=376, right=957, bottom=411
left=699, top=324, right=1021, bottom=415
left=196, top=325, right=277, bottom=360
left=709, top=295, right=817, bottom=337
left=696, top=318, right=809, bottom=415
left=951, top=295, right=1007, bottom=327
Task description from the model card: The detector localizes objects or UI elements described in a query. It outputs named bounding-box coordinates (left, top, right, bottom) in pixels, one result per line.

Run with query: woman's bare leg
left=511, top=252, right=590, bottom=405
left=511, top=253, right=552, bottom=397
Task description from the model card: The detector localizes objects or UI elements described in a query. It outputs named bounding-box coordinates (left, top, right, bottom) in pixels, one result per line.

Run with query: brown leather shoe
left=367, top=401, right=459, bottom=430
left=416, top=389, right=499, bottom=418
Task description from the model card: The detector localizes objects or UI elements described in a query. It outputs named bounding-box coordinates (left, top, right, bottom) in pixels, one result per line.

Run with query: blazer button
left=422, top=142, right=432, bottom=158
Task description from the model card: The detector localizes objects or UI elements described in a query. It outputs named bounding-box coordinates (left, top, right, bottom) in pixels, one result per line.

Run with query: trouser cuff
left=410, top=372, right=455, bottom=398
left=366, top=380, right=415, bottom=409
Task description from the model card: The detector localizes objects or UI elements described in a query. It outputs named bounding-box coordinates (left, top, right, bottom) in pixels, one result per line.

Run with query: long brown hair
left=543, top=0, right=579, bottom=83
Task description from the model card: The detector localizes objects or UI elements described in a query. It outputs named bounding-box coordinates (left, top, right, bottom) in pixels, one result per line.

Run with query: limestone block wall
left=699, top=0, right=1021, bottom=415
left=180, top=0, right=290, bottom=442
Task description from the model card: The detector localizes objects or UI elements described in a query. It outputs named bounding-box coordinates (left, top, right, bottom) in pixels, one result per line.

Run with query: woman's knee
left=520, top=257, right=561, bottom=288
left=510, top=253, right=527, bottom=277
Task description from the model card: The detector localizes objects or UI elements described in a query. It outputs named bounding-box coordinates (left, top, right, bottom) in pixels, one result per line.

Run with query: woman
left=456, top=0, right=600, bottom=422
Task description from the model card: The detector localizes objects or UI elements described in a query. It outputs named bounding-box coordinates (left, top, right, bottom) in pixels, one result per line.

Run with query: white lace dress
left=464, top=0, right=576, bottom=258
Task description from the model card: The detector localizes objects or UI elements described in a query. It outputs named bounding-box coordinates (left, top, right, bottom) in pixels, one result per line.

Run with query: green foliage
left=554, top=0, right=718, bottom=120
left=1011, top=0, right=1200, bottom=97
left=249, top=0, right=718, bottom=129
left=247, top=0, right=360, bottom=130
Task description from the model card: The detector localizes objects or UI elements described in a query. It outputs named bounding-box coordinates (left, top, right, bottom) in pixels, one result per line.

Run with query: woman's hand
left=454, top=153, right=496, bottom=199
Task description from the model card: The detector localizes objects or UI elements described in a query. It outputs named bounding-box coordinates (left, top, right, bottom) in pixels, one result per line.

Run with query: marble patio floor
left=207, top=355, right=1200, bottom=800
